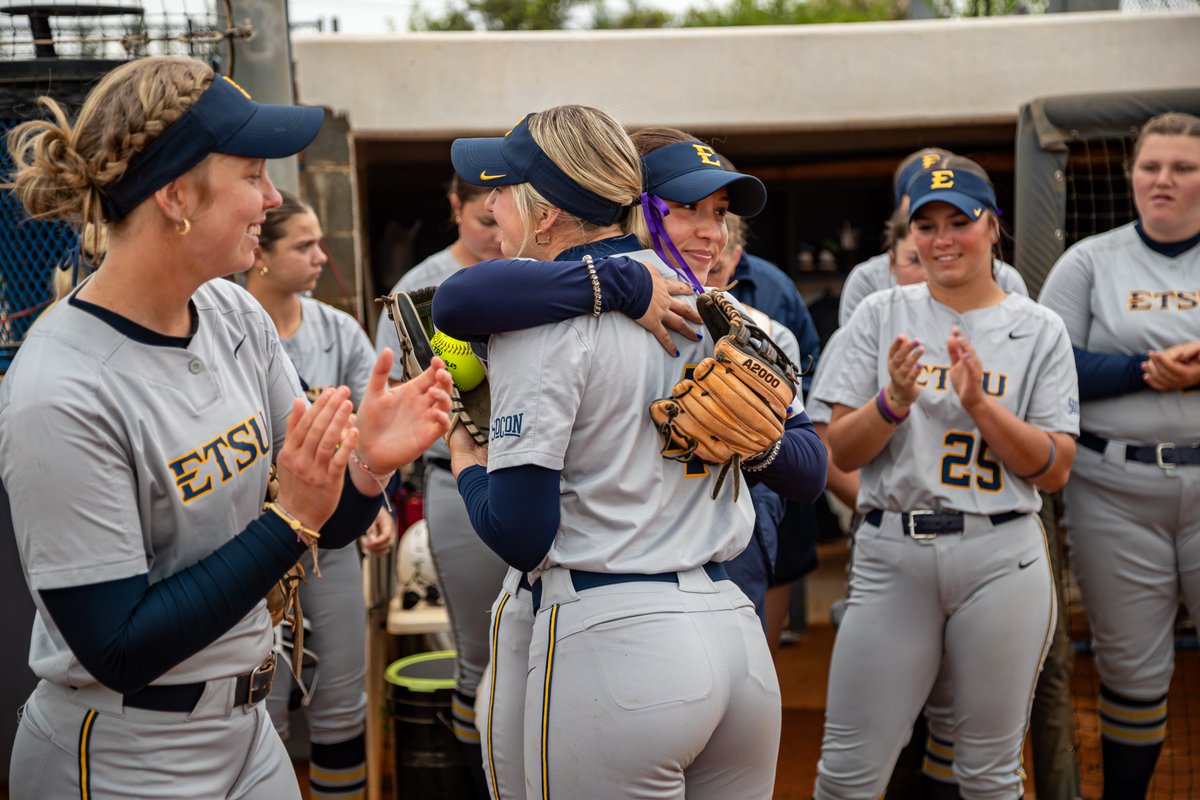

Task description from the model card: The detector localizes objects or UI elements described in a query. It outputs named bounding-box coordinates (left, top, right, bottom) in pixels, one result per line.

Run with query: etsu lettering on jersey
left=1127, top=290, right=1200, bottom=312
left=168, top=412, right=270, bottom=504
left=491, top=413, right=524, bottom=441
left=916, top=364, right=1007, bottom=397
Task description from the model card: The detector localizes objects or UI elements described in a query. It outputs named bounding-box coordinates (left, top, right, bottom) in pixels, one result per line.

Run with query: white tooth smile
left=249, top=224, right=261, bottom=236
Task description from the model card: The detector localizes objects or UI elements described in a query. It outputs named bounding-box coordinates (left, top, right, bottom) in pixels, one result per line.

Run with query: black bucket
left=385, top=650, right=472, bottom=799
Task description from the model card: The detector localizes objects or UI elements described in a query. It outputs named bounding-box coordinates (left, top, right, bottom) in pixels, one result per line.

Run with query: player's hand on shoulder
left=1143, top=344, right=1200, bottom=391
left=886, top=333, right=924, bottom=408
left=447, top=423, right=488, bottom=478
left=636, top=262, right=703, bottom=355
left=275, top=386, right=357, bottom=532
left=947, top=326, right=985, bottom=410
left=356, top=350, right=453, bottom=472
left=361, top=506, right=397, bottom=557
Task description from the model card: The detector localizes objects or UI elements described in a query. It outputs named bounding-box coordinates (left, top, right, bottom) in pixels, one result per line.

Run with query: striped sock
left=452, top=688, right=481, bottom=745
left=921, top=732, right=956, bottom=786
left=1100, top=684, right=1166, bottom=800
left=310, top=735, right=366, bottom=800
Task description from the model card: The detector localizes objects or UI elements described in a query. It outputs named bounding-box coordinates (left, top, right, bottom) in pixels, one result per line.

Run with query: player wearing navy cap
left=435, top=110, right=825, bottom=798
left=813, top=155, right=1079, bottom=800
left=1039, top=112, right=1200, bottom=800
left=2, top=56, right=451, bottom=799
left=839, top=148, right=1027, bottom=327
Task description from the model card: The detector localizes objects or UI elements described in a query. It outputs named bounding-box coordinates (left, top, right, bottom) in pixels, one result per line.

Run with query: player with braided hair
left=1, top=56, right=451, bottom=799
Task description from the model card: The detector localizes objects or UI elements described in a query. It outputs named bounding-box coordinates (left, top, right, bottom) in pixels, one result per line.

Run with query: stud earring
left=534, top=230, right=551, bottom=246
left=455, top=216, right=462, bottom=225
left=176, top=218, right=192, bottom=236
left=259, top=264, right=270, bottom=277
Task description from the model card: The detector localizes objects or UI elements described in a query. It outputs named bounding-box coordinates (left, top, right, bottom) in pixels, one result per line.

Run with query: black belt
left=123, top=653, right=277, bottom=713
left=1078, top=431, right=1200, bottom=468
left=864, top=509, right=1024, bottom=539
left=426, top=457, right=453, bottom=472
left=530, top=563, right=729, bottom=608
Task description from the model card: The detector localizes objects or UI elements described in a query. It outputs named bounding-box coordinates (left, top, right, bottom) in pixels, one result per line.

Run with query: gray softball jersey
left=0, top=277, right=301, bottom=688
left=817, top=283, right=1079, bottom=515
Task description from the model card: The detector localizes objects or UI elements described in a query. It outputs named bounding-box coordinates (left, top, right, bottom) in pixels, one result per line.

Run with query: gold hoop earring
left=534, top=230, right=551, bottom=246
left=176, top=218, right=192, bottom=236
left=259, top=265, right=270, bottom=277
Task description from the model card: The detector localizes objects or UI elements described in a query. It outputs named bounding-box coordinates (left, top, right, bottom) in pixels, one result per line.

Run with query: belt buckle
left=1156, top=442, right=1177, bottom=470
left=906, top=509, right=937, bottom=540
left=245, top=653, right=277, bottom=706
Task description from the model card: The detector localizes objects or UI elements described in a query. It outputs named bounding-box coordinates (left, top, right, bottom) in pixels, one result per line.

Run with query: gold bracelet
left=264, top=501, right=322, bottom=577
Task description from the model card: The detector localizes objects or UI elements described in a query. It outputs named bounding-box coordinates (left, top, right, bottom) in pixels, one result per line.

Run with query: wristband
left=1016, top=434, right=1056, bottom=481
left=875, top=387, right=909, bottom=425
left=264, top=501, right=322, bottom=576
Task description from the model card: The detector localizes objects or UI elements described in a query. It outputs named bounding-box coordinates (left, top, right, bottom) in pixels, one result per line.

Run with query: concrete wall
left=293, top=11, right=1200, bottom=138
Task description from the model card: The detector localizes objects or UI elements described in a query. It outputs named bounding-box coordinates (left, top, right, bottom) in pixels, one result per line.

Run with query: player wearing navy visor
left=433, top=108, right=825, bottom=799
left=2, top=56, right=451, bottom=799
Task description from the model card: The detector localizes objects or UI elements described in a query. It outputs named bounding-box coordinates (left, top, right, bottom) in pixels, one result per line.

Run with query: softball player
left=441, top=109, right=827, bottom=799
left=814, top=156, right=1079, bottom=800
left=373, top=175, right=506, bottom=797
left=245, top=192, right=393, bottom=800
left=838, top=148, right=1027, bottom=327
left=1, top=56, right=451, bottom=799
left=1038, top=111, right=1200, bottom=799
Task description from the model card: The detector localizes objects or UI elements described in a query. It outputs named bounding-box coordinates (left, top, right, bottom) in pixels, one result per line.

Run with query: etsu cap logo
left=692, top=144, right=722, bottom=168
left=929, top=170, right=955, bottom=190
left=921, top=153, right=941, bottom=169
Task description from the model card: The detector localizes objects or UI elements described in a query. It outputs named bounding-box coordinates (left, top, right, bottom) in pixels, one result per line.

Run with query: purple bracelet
left=875, top=387, right=909, bottom=425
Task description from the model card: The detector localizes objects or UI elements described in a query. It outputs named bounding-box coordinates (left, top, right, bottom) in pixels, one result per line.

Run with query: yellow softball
left=430, top=331, right=485, bottom=391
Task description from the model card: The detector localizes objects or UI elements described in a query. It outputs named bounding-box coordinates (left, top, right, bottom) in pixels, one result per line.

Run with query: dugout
left=290, top=10, right=1200, bottom=337
left=1015, top=87, right=1200, bottom=298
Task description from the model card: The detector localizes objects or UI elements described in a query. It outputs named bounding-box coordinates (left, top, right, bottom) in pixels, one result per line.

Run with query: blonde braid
left=6, top=56, right=213, bottom=231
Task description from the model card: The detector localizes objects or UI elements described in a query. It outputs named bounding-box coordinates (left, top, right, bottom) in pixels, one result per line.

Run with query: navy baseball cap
left=102, top=75, right=324, bottom=222
left=642, top=142, right=766, bottom=217
left=450, top=114, right=626, bottom=226
left=907, top=167, right=998, bottom=222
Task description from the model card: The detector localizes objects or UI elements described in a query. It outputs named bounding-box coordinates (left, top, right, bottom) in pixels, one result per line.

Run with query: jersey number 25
left=940, top=431, right=1003, bottom=493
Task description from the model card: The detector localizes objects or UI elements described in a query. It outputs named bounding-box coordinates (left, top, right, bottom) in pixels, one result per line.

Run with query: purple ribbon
left=640, top=192, right=705, bottom=295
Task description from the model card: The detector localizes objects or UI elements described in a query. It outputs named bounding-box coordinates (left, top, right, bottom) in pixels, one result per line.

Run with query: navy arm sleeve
left=40, top=513, right=306, bottom=694
left=433, top=257, right=653, bottom=342
left=455, top=463, right=561, bottom=572
left=1074, top=346, right=1147, bottom=401
left=745, top=412, right=827, bottom=504
left=318, top=470, right=385, bottom=549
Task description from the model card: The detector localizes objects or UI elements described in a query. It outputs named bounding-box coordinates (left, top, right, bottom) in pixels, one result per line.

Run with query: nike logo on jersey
left=479, top=171, right=507, bottom=181
left=233, top=335, right=247, bottom=359
left=1018, top=557, right=1040, bottom=570
left=1008, top=330, right=1034, bottom=339
left=491, top=413, right=524, bottom=441
left=167, top=412, right=270, bottom=503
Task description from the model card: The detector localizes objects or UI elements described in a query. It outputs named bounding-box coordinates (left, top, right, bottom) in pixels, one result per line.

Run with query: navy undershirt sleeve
left=432, top=257, right=652, bottom=341
left=744, top=411, right=827, bottom=504
left=319, top=470, right=385, bottom=548
left=456, top=463, right=561, bottom=572
left=40, top=514, right=306, bottom=694
left=1074, top=346, right=1147, bottom=401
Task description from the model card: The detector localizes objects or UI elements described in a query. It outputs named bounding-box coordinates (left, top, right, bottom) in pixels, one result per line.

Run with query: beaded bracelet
left=1016, top=434, right=1057, bottom=481
left=875, top=387, right=910, bottom=425
left=264, top=501, right=322, bottom=576
left=583, top=255, right=602, bottom=317
left=743, top=439, right=782, bottom=473
left=351, top=446, right=396, bottom=512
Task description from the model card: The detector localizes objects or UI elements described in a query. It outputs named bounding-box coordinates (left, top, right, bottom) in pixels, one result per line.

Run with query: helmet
left=395, top=519, right=441, bottom=609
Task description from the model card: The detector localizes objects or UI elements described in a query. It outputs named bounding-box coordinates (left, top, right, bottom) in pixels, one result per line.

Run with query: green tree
left=681, top=0, right=902, bottom=26
left=591, top=0, right=673, bottom=28
left=410, top=0, right=580, bottom=30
